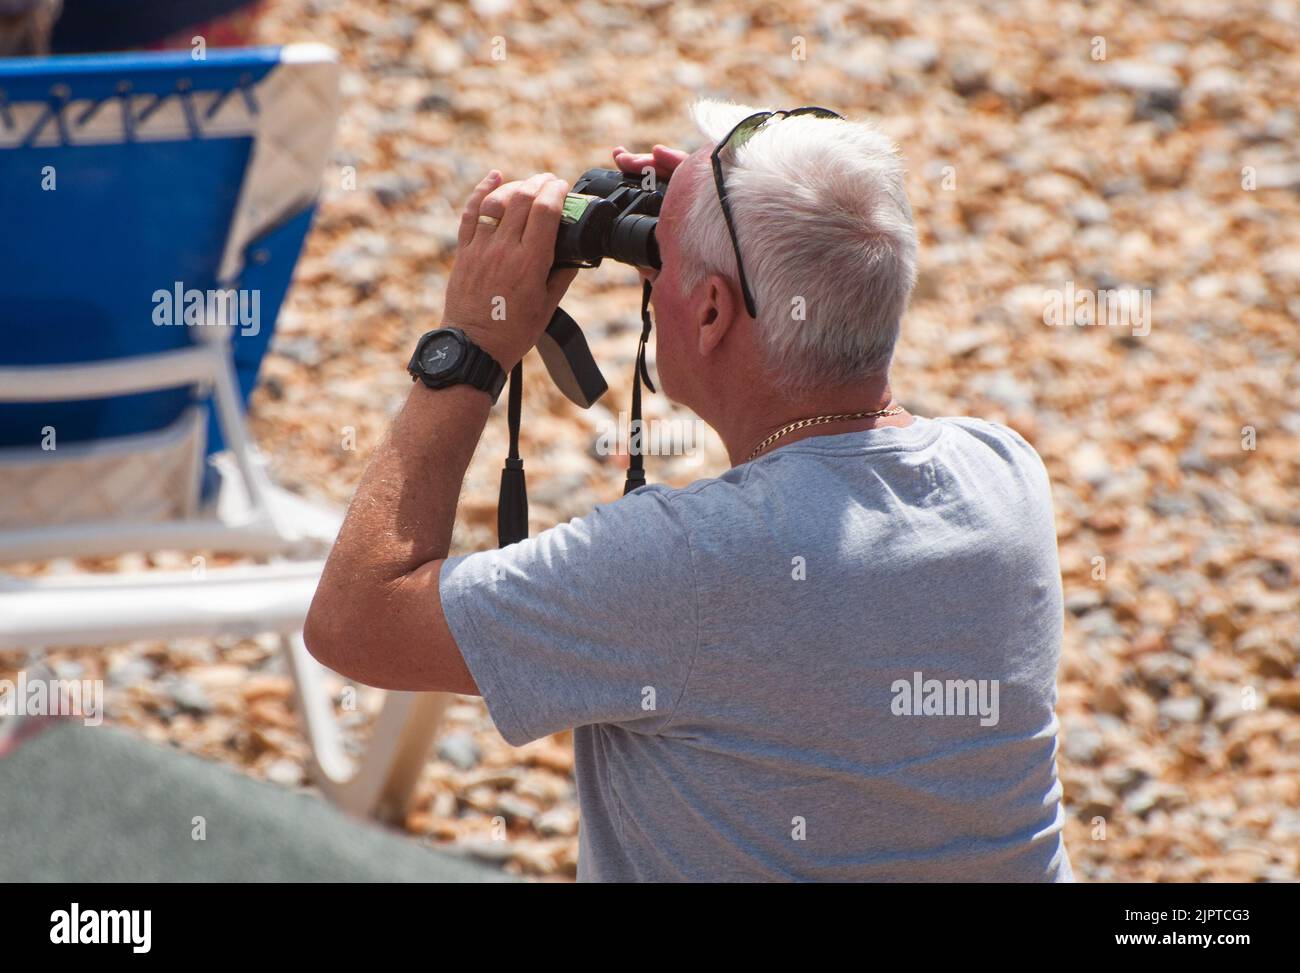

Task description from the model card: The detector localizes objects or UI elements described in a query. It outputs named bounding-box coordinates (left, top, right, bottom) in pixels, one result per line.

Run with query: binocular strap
left=496, top=279, right=656, bottom=548
left=496, top=360, right=529, bottom=546
left=623, top=279, right=657, bottom=495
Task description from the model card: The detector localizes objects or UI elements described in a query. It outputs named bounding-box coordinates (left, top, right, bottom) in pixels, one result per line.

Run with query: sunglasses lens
left=791, top=107, right=842, bottom=121
left=724, top=109, right=840, bottom=158
left=725, top=114, right=769, bottom=155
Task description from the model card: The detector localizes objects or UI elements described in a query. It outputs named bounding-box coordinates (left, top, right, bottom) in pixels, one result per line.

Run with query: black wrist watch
left=407, top=327, right=507, bottom=403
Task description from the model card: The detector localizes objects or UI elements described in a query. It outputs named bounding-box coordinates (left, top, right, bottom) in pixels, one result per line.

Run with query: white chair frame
left=0, top=342, right=449, bottom=823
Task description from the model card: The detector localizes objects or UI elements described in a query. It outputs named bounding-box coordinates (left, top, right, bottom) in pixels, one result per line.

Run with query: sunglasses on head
left=709, top=106, right=843, bottom=318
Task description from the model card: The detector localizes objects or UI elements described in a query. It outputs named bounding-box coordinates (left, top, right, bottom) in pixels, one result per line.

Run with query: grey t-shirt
left=439, top=416, right=1073, bottom=882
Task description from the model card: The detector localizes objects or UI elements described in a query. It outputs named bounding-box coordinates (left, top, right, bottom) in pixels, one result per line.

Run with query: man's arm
left=303, top=383, right=488, bottom=693
left=303, top=169, right=577, bottom=693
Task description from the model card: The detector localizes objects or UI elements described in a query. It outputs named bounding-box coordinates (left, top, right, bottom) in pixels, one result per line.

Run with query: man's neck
left=716, top=375, right=909, bottom=467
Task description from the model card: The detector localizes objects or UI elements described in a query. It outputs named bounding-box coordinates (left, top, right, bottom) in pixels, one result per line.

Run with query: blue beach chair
left=0, top=45, right=448, bottom=822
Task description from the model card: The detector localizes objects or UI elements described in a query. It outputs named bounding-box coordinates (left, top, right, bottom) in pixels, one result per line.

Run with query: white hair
left=678, top=100, right=917, bottom=390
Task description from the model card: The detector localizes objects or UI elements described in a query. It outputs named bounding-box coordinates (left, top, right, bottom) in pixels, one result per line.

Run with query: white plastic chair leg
left=282, top=632, right=451, bottom=824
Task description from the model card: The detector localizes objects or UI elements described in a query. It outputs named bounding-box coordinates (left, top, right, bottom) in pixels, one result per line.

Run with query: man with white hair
left=305, top=101, right=1073, bottom=882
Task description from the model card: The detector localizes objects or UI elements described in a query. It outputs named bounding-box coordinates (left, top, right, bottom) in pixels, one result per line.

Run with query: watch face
left=420, top=331, right=464, bottom=377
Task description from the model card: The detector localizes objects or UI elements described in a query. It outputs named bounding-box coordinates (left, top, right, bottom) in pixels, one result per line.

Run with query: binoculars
left=535, top=168, right=664, bottom=411
left=498, top=166, right=667, bottom=546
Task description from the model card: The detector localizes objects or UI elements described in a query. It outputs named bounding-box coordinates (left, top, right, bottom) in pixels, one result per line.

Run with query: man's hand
left=612, top=144, right=690, bottom=183
left=612, top=145, right=689, bottom=283
left=440, top=170, right=579, bottom=370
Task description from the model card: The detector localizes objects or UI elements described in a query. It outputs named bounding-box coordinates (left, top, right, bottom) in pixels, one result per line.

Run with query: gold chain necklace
left=746, top=405, right=905, bottom=462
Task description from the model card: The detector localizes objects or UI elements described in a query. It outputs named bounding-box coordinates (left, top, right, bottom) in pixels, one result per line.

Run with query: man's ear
left=698, top=273, right=739, bottom=356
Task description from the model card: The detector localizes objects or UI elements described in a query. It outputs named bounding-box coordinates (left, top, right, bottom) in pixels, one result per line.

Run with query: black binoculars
left=499, top=166, right=667, bottom=547
left=534, top=168, right=664, bottom=410
left=554, top=167, right=663, bottom=272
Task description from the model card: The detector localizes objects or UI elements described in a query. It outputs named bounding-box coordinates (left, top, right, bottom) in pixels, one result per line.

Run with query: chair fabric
left=0, top=406, right=202, bottom=528
left=0, top=45, right=337, bottom=456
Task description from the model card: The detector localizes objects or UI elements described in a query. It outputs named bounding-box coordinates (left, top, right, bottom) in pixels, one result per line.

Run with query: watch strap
left=461, top=341, right=507, bottom=403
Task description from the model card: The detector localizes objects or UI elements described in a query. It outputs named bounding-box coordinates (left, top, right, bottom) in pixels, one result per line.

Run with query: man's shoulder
left=602, top=415, right=1053, bottom=530
left=933, top=415, right=1042, bottom=461
left=932, top=416, right=1052, bottom=486
left=620, top=466, right=753, bottom=517
left=588, top=472, right=759, bottom=558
